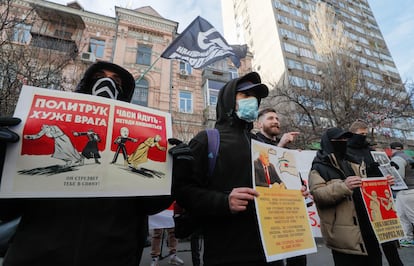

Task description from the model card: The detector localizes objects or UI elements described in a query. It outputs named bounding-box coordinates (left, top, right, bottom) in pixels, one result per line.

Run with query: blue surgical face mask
left=236, top=97, right=259, bottom=122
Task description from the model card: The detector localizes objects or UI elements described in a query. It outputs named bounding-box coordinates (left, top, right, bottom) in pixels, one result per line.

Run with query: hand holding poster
left=251, top=140, right=316, bottom=262
left=0, top=86, right=172, bottom=198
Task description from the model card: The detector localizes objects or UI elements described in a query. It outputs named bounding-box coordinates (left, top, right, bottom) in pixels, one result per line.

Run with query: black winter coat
left=0, top=196, right=171, bottom=266
left=174, top=75, right=267, bottom=265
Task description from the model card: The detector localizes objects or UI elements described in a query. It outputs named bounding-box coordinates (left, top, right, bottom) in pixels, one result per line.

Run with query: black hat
left=390, top=142, right=404, bottom=150
left=236, top=72, right=269, bottom=99
left=326, top=127, right=353, bottom=140
left=76, top=61, right=135, bottom=102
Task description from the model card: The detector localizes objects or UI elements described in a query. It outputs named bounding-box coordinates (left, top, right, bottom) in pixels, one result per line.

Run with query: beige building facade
left=2, top=0, right=253, bottom=141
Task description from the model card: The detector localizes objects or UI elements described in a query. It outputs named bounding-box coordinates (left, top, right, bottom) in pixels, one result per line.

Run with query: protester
left=255, top=107, right=307, bottom=266
left=173, top=72, right=285, bottom=266
left=0, top=61, right=172, bottom=266
left=255, top=108, right=300, bottom=148
left=309, top=127, right=394, bottom=266
left=390, top=141, right=414, bottom=247
left=150, top=227, right=184, bottom=266
left=347, top=120, right=404, bottom=264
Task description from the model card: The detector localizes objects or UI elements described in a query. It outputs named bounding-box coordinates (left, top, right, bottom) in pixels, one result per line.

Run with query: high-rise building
left=222, top=0, right=414, bottom=147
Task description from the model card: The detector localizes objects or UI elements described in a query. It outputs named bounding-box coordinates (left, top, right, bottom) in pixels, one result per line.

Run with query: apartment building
left=222, top=0, right=414, bottom=147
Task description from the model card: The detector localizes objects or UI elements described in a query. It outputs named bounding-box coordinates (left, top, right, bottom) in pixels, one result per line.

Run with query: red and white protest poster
left=0, top=86, right=172, bottom=198
left=360, top=177, right=404, bottom=243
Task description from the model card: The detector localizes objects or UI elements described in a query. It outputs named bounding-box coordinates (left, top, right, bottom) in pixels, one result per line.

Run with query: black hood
left=75, top=61, right=135, bottom=102
left=215, top=72, right=268, bottom=130
left=347, top=134, right=370, bottom=149
left=313, top=128, right=358, bottom=168
left=314, top=128, right=336, bottom=164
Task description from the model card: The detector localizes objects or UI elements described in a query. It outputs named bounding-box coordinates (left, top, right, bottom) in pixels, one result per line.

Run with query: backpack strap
left=206, top=128, right=220, bottom=177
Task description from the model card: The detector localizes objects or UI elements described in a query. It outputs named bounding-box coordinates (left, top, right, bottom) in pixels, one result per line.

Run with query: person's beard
left=263, top=123, right=280, bottom=138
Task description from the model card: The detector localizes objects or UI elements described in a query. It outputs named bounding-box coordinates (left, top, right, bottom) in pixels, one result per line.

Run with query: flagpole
left=135, top=55, right=162, bottom=85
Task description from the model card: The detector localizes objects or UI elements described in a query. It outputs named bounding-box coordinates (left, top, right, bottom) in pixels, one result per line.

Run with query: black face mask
left=331, top=140, right=348, bottom=159
left=349, top=134, right=367, bottom=146
left=91, top=77, right=120, bottom=100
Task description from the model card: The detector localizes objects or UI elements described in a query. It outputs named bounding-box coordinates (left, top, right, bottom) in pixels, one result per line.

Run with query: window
left=179, top=61, right=192, bottom=75
left=207, top=80, right=225, bottom=106
left=299, top=48, right=313, bottom=59
left=303, top=63, right=317, bottom=74
left=362, top=69, right=372, bottom=78
left=283, top=43, right=299, bottom=54
left=89, top=38, right=105, bottom=58
left=131, top=78, right=148, bottom=106
left=179, top=91, right=193, bottom=113
left=136, top=45, right=152, bottom=65
left=12, top=23, right=31, bottom=44
left=293, top=20, right=306, bottom=30
left=289, top=76, right=306, bottom=87
left=287, top=59, right=302, bottom=70
left=228, top=68, right=239, bottom=79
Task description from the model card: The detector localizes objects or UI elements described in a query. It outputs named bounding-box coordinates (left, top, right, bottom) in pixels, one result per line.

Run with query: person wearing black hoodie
left=0, top=61, right=172, bottom=266
left=173, top=72, right=284, bottom=266
left=309, top=127, right=389, bottom=266
left=347, top=120, right=404, bottom=266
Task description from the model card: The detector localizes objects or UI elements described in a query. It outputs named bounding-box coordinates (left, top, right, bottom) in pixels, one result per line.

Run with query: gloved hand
left=0, top=117, right=21, bottom=143
left=0, top=117, right=21, bottom=180
left=168, top=138, right=193, bottom=161
left=390, top=161, right=399, bottom=170
left=168, top=138, right=194, bottom=197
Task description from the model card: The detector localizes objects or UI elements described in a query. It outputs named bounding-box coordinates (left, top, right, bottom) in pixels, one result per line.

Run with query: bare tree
left=0, top=0, right=84, bottom=115
left=309, top=1, right=353, bottom=60
left=171, top=111, right=203, bottom=143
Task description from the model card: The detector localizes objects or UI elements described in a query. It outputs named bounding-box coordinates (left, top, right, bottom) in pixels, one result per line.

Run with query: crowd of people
left=0, top=63, right=413, bottom=266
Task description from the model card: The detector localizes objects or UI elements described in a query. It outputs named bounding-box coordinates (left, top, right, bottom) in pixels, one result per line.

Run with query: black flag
left=161, top=16, right=245, bottom=69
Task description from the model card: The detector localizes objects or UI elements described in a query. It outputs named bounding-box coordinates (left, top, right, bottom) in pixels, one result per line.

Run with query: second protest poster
left=251, top=139, right=316, bottom=262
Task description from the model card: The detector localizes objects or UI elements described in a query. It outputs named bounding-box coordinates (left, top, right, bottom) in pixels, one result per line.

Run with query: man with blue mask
left=173, top=72, right=288, bottom=266
left=235, top=76, right=268, bottom=122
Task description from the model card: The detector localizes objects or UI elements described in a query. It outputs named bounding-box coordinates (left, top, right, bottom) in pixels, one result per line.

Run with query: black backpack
left=174, top=129, right=219, bottom=238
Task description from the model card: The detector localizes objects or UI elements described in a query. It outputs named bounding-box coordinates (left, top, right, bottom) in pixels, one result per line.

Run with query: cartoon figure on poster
left=362, top=188, right=383, bottom=221
left=380, top=189, right=396, bottom=211
left=128, top=135, right=167, bottom=178
left=362, top=184, right=398, bottom=221
left=21, top=124, right=83, bottom=174
left=73, top=129, right=101, bottom=164
left=110, top=127, right=137, bottom=165
left=254, top=148, right=285, bottom=188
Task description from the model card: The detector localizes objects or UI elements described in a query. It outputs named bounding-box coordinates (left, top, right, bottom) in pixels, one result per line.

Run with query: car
left=0, top=217, right=20, bottom=257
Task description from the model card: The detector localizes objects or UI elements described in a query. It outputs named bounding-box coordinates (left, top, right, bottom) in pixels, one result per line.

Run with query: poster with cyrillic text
left=0, top=86, right=172, bottom=198
left=251, top=140, right=316, bottom=262
left=360, top=177, right=404, bottom=243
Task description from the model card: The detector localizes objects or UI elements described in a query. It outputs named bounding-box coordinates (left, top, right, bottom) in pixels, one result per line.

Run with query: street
left=1, top=238, right=413, bottom=265
left=139, top=238, right=414, bottom=266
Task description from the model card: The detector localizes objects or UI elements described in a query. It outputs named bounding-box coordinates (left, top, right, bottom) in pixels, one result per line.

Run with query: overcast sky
left=49, top=0, right=414, bottom=81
